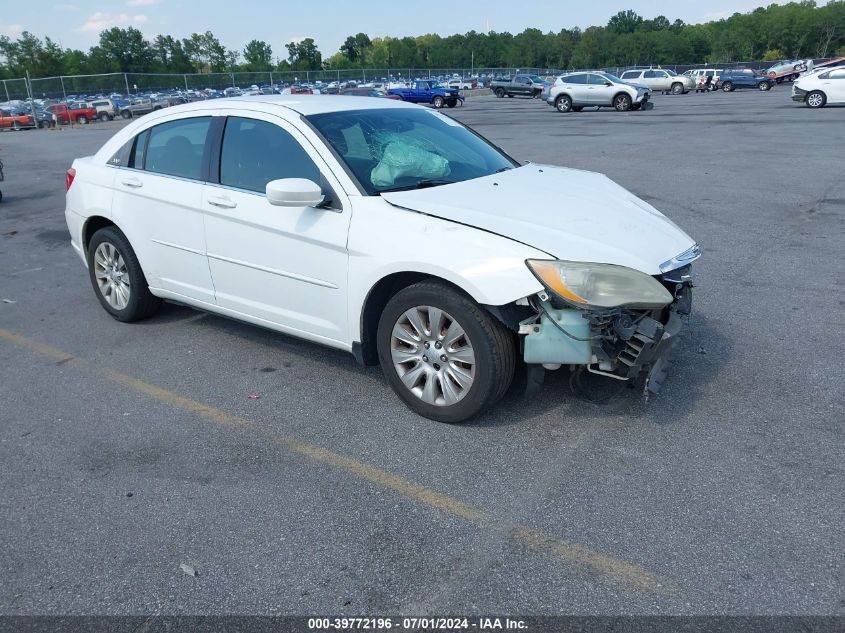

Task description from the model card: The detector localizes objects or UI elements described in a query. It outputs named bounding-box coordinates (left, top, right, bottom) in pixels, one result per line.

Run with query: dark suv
left=719, top=69, right=775, bottom=92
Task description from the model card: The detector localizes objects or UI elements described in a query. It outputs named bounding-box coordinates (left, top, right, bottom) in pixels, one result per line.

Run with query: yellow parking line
left=0, top=327, right=667, bottom=591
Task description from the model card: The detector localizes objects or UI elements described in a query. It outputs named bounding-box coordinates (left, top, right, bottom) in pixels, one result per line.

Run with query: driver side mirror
left=605, top=81, right=613, bottom=86
left=266, top=178, right=325, bottom=208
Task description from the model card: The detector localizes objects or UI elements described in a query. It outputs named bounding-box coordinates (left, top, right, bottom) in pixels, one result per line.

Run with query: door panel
left=202, top=113, right=351, bottom=344
left=110, top=116, right=215, bottom=302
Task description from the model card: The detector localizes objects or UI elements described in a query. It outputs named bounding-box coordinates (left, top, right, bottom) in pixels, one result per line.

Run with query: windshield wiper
left=495, top=166, right=513, bottom=173
left=379, top=179, right=456, bottom=193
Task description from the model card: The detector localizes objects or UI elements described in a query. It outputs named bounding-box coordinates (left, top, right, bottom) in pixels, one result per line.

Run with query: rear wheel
left=99, top=112, right=110, bottom=122
left=806, top=91, right=826, bottom=108
left=121, top=110, right=132, bottom=119
left=670, top=82, right=684, bottom=95
left=759, top=81, right=771, bottom=91
left=77, top=115, right=88, bottom=124
left=722, top=82, right=733, bottom=92
left=87, top=226, right=161, bottom=322
left=377, top=281, right=515, bottom=423
left=613, top=93, right=632, bottom=111
left=554, top=94, right=572, bottom=113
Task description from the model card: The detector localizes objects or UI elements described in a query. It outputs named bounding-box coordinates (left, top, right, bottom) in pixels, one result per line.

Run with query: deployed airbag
left=370, top=139, right=450, bottom=188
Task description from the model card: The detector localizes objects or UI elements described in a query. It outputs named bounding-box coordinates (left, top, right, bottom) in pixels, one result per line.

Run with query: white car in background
left=546, top=71, right=651, bottom=112
left=64, top=96, right=698, bottom=422
left=792, top=67, right=845, bottom=107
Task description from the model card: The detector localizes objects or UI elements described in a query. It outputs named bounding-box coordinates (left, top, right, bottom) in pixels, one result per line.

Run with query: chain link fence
left=4, top=58, right=836, bottom=102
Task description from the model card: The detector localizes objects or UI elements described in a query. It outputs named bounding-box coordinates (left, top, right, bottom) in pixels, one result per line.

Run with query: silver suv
left=545, top=72, right=650, bottom=112
left=619, top=68, right=695, bottom=94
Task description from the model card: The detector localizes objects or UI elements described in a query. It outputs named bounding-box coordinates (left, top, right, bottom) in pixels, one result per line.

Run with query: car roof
left=155, top=95, right=413, bottom=118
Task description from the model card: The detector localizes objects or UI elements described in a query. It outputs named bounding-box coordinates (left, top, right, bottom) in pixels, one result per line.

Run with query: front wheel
left=613, top=93, right=632, bottom=111
left=87, top=226, right=161, bottom=322
left=555, top=94, right=572, bottom=112
left=432, top=95, right=444, bottom=108
left=670, top=82, right=684, bottom=95
left=722, top=82, right=733, bottom=92
left=806, top=91, right=826, bottom=108
left=495, top=88, right=505, bottom=98
left=377, top=281, right=515, bottom=423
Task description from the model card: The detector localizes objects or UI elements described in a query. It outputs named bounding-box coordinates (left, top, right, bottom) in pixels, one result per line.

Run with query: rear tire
left=86, top=226, right=161, bottom=322
left=99, top=112, right=110, bottom=122
left=376, top=281, right=515, bottom=423
left=121, top=110, right=132, bottom=119
left=759, top=82, right=771, bottom=91
left=722, top=82, right=733, bottom=92
left=77, top=115, right=88, bottom=124
left=554, top=94, right=572, bottom=113
left=806, top=91, right=826, bottom=108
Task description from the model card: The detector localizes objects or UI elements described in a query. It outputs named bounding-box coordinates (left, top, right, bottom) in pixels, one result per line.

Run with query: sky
left=0, top=0, right=825, bottom=59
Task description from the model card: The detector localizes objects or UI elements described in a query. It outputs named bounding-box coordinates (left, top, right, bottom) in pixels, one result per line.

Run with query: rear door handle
left=121, top=177, right=143, bottom=188
left=207, top=196, right=237, bottom=209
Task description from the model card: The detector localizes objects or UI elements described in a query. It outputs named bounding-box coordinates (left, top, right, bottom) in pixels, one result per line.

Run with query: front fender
left=347, top=197, right=546, bottom=344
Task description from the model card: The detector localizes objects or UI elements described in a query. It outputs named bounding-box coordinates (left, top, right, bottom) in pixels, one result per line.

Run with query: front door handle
left=121, top=177, right=143, bottom=188
left=208, top=196, right=237, bottom=209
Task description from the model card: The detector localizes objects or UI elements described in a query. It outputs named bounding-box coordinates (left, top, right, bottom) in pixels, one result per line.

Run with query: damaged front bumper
left=518, top=266, right=693, bottom=394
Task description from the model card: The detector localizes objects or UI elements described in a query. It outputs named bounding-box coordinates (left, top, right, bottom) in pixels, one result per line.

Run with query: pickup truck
left=0, top=108, right=34, bottom=130
left=43, top=103, right=96, bottom=124
left=490, top=74, right=545, bottom=98
left=447, top=78, right=476, bottom=90
left=119, top=98, right=165, bottom=119
left=387, top=81, right=463, bottom=108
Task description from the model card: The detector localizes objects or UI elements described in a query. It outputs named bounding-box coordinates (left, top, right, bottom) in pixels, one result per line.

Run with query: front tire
left=87, top=227, right=161, bottom=322
left=613, top=93, right=632, bottom=111
left=806, top=91, right=826, bottom=108
left=377, top=281, right=515, bottom=423
left=670, top=82, right=684, bottom=95
left=432, top=95, right=444, bottom=108
left=495, top=88, right=505, bottom=98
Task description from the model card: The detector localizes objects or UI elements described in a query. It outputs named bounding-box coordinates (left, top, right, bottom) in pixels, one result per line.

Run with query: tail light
left=66, top=167, right=76, bottom=191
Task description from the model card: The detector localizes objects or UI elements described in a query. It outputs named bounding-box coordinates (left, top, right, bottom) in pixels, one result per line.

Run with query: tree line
left=1, top=2, right=844, bottom=80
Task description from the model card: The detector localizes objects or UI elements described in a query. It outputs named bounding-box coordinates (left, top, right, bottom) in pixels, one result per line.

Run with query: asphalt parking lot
left=1, top=89, right=843, bottom=617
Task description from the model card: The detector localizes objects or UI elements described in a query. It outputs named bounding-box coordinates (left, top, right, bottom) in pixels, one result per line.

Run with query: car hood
left=381, top=165, right=696, bottom=275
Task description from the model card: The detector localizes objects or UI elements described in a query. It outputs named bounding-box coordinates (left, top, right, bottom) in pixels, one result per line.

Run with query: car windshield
left=665, top=69, right=678, bottom=76
left=429, top=81, right=442, bottom=88
left=528, top=75, right=544, bottom=83
left=307, top=108, right=518, bottom=195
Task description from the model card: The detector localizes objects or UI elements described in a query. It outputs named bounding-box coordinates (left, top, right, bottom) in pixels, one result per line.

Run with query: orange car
left=0, top=109, right=34, bottom=130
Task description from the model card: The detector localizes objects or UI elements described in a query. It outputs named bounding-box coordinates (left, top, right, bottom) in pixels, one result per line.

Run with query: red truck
left=44, top=103, right=97, bottom=125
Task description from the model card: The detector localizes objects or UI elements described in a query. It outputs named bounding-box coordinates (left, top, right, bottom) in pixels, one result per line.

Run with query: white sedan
left=792, top=67, right=845, bottom=107
left=65, top=96, right=699, bottom=422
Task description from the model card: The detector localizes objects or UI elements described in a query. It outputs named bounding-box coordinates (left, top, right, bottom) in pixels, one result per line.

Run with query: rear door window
left=144, top=117, right=211, bottom=180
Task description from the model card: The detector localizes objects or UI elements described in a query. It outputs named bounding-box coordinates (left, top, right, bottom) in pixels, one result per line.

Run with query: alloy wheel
left=390, top=305, right=476, bottom=406
left=93, top=242, right=131, bottom=310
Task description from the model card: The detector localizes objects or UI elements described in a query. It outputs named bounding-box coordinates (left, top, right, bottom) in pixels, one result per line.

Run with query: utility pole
left=25, top=71, right=38, bottom=126
left=60, top=76, right=67, bottom=102
left=124, top=73, right=131, bottom=97
left=2, top=80, right=9, bottom=102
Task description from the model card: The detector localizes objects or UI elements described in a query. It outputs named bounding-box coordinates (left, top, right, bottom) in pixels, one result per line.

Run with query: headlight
left=526, top=259, right=673, bottom=310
